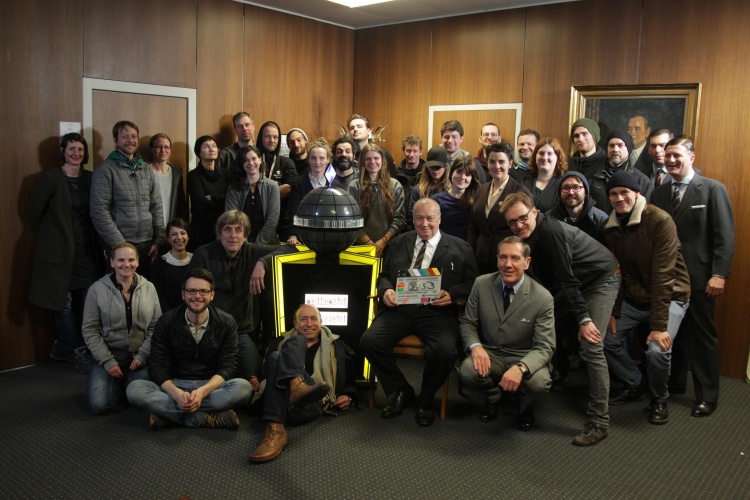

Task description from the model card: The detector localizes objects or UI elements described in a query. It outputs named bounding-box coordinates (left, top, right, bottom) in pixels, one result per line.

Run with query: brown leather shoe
left=250, top=422, right=288, bottom=463
left=288, top=377, right=330, bottom=406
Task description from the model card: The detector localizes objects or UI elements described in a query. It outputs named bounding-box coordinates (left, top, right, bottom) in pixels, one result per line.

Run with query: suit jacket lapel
left=503, top=276, right=529, bottom=319
left=675, top=177, right=702, bottom=221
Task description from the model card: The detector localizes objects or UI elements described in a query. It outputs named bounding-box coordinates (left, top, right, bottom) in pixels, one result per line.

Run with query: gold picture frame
left=569, top=83, right=702, bottom=149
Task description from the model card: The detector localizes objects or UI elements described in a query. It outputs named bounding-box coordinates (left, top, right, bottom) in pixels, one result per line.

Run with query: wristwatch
left=516, top=362, right=529, bottom=377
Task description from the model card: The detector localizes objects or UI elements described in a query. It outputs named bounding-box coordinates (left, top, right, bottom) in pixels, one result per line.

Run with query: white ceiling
left=236, top=0, right=580, bottom=29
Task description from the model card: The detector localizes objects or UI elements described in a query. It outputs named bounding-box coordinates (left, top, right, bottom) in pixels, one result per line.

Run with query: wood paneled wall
left=353, top=0, right=750, bottom=380
left=0, top=1, right=354, bottom=371
left=245, top=6, right=354, bottom=143
left=3, top=0, right=749, bottom=378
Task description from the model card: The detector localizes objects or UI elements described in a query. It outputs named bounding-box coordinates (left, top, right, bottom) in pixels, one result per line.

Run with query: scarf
left=279, top=325, right=338, bottom=405
left=107, top=149, right=144, bottom=171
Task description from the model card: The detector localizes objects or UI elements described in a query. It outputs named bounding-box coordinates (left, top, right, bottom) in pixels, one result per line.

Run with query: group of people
left=25, top=110, right=734, bottom=463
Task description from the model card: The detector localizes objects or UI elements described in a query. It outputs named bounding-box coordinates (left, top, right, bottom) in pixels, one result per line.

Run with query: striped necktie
left=413, top=239, right=427, bottom=268
left=671, top=182, right=682, bottom=211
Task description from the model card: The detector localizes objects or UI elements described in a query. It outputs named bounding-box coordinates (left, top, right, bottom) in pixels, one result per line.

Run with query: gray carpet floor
left=0, top=359, right=748, bottom=499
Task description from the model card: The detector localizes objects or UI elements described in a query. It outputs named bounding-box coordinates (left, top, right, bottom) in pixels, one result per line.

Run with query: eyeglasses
left=184, top=288, right=213, bottom=296
left=507, top=210, right=532, bottom=228
left=561, top=185, right=583, bottom=192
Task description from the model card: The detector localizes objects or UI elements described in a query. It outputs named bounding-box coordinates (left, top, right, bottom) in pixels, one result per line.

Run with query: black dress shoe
left=691, top=401, right=717, bottom=417
left=478, top=400, right=498, bottom=423
left=516, top=406, right=535, bottom=432
left=647, top=401, right=669, bottom=425
left=415, top=407, right=436, bottom=427
left=609, top=386, right=644, bottom=405
left=380, top=390, right=415, bottom=419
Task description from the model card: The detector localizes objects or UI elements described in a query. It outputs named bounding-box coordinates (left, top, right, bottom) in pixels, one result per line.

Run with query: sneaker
left=572, top=422, right=609, bottom=446
left=73, top=346, right=92, bottom=374
left=609, top=386, right=644, bottom=405
left=49, top=341, right=74, bottom=363
left=149, top=413, right=168, bottom=431
left=204, top=410, right=240, bottom=430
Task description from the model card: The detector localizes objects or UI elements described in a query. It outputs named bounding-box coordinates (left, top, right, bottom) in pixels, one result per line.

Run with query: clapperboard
left=394, top=268, right=442, bottom=305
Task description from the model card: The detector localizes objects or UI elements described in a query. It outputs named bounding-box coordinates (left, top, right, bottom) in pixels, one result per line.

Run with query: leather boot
left=250, top=422, right=287, bottom=463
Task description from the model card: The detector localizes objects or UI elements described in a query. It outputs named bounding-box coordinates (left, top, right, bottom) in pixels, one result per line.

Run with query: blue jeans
left=87, top=361, right=150, bottom=415
left=262, top=335, right=323, bottom=426
left=605, top=300, right=689, bottom=402
left=126, top=378, right=252, bottom=427
left=53, top=287, right=89, bottom=351
left=555, top=274, right=620, bottom=427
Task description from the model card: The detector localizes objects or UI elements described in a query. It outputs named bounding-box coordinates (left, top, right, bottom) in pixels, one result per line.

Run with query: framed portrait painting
left=569, top=83, right=702, bottom=148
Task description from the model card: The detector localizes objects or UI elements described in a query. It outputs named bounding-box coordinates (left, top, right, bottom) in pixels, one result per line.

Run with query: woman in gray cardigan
left=82, top=242, right=160, bottom=415
left=225, top=145, right=280, bottom=244
left=26, top=133, right=102, bottom=373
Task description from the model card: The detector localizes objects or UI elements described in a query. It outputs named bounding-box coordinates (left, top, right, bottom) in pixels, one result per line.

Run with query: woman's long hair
left=417, top=160, right=450, bottom=199
left=450, top=156, right=481, bottom=210
left=357, top=143, right=394, bottom=222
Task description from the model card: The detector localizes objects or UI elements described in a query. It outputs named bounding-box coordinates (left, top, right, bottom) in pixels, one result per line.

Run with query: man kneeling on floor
left=459, top=237, right=555, bottom=431
left=250, top=304, right=357, bottom=463
left=127, top=268, right=253, bottom=429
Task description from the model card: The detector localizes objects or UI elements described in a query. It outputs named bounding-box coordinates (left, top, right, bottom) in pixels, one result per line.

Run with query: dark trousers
left=670, top=291, right=719, bottom=402
left=262, top=335, right=322, bottom=425
left=360, top=305, right=458, bottom=408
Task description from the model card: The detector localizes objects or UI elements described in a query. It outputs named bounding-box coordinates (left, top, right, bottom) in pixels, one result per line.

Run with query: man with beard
left=395, top=135, right=425, bottom=194
left=256, top=121, right=298, bottom=240
left=586, top=131, right=653, bottom=214
left=474, top=123, right=500, bottom=179
left=126, top=268, right=253, bottom=430
left=547, top=171, right=608, bottom=242
left=568, top=118, right=607, bottom=179
left=218, top=112, right=255, bottom=170
left=286, top=128, right=309, bottom=176
left=91, top=120, right=165, bottom=278
left=330, top=135, right=358, bottom=191
left=347, top=113, right=397, bottom=177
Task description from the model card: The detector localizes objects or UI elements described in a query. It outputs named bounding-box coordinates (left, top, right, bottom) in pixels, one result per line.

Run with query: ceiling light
left=328, top=0, right=394, bottom=7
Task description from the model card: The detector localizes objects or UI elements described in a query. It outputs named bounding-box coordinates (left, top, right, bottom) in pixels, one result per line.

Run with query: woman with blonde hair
left=348, top=143, right=406, bottom=257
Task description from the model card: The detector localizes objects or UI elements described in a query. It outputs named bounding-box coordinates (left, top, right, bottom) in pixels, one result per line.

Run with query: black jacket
left=148, top=304, right=239, bottom=386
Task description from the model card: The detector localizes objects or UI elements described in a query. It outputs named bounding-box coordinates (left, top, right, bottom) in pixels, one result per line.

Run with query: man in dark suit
left=651, top=137, right=735, bottom=417
left=361, top=198, right=478, bottom=426
left=459, top=237, right=554, bottom=431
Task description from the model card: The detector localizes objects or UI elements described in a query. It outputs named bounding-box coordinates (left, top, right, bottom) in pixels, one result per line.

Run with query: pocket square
left=691, top=205, right=706, bottom=209
left=520, top=317, right=531, bottom=323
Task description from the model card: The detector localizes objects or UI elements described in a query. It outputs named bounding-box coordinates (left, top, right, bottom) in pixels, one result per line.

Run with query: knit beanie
left=606, top=130, right=634, bottom=155
left=286, top=128, right=309, bottom=145
left=559, top=171, right=590, bottom=195
left=571, top=118, right=601, bottom=143
left=605, top=170, right=641, bottom=193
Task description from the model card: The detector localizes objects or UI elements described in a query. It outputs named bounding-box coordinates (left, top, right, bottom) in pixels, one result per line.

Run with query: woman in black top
left=151, top=218, right=192, bottom=312
left=187, top=135, right=228, bottom=250
left=26, top=133, right=102, bottom=373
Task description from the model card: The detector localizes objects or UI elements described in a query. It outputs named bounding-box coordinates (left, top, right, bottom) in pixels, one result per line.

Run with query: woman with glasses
left=82, top=242, right=161, bottom=415
left=149, top=134, right=188, bottom=235
left=27, top=133, right=103, bottom=373
left=152, top=218, right=193, bottom=312
left=517, top=137, right=568, bottom=213
left=225, top=145, right=280, bottom=244
left=467, top=142, right=532, bottom=275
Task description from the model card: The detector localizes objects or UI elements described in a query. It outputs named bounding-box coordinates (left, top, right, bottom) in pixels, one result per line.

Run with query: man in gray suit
left=651, top=137, right=735, bottom=417
left=459, top=237, right=555, bottom=431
